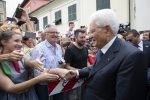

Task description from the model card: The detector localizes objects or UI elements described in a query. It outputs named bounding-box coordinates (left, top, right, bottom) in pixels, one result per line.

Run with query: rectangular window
left=43, top=16, right=48, bottom=28
left=68, top=4, right=76, bottom=22
left=26, top=25, right=28, bottom=31
left=36, top=20, right=39, bottom=31
left=96, top=0, right=110, bottom=10
left=0, top=13, right=3, bottom=22
left=27, top=8, right=30, bottom=14
left=0, top=3, right=3, bottom=11
left=55, top=10, right=61, bottom=25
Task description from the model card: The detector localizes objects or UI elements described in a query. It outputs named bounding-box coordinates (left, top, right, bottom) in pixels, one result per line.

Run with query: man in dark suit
left=126, top=29, right=150, bottom=100
left=67, top=9, right=148, bottom=100
left=126, top=29, right=150, bottom=68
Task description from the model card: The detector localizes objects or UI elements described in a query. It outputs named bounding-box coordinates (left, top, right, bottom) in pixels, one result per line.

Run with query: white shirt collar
left=101, top=36, right=117, bottom=54
left=138, top=40, right=143, bottom=51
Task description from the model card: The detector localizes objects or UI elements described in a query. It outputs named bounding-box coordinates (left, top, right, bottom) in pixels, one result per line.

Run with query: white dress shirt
left=76, top=36, right=117, bottom=77
left=138, top=40, right=143, bottom=51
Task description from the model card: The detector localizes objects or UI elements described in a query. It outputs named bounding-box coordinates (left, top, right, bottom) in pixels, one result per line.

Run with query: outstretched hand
left=52, top=68, right=77, bottom=81
left=38, top=69, right=59, bottom=82
left=30, top=54, right=44, bottom=72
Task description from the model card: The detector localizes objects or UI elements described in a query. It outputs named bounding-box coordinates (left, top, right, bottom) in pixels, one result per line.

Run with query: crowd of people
left=0, top=7, right=150, bottom=100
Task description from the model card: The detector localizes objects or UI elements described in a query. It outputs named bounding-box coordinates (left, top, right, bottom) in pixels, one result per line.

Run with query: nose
left=18, top=42, right=22, bottom=48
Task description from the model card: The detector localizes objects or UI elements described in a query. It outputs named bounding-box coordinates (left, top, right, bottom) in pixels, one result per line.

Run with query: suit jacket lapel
left=88, top=38, right=121, bottom=78
left=143, top=42, right=149, bottom=53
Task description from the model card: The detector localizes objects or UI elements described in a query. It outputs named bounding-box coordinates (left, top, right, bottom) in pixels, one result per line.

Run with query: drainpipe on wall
left=129, top=0, right=131, bottom=28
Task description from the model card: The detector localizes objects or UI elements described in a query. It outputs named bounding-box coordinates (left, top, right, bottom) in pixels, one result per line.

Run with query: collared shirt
left=76, top=36, right=117, bottom=77
left=138, top=40, right=143, bottom=51
left=31, top=40, right=62, bottom=84
left=101, top=36, right=117, bottom=54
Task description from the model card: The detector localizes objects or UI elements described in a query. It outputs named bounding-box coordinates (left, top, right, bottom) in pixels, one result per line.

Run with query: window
left=26, top=25, right=28, bottom=31
left=43, top=16, right=48, bottom=28
left=36, top=20, right=39, bottom=31
left=0, top=3, right=3, bottom=11
left=0, top=13, right=3, bottom=22
left=68, top=4, right=76, bottom=22
left=54, top=10, right=61, bottom=25
left=96, top=0, right=110, bottom=10
left=27, top=8, right=30, bottom=14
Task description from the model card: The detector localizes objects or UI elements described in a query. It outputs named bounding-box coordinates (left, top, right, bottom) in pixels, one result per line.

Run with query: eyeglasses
left=46, top=31, right=59, bottom=34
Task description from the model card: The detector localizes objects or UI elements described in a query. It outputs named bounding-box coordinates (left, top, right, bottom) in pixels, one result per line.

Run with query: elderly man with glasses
left=31, top=24, right=69, bottom=100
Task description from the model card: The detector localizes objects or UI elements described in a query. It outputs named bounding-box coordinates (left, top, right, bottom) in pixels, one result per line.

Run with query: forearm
left=26, top=19, right=34, bottom=32
left=24, top=58, right=32, bottom=67
left=0, top=54, right=9, bottom=62
left=66, top=66, right=78, bottom=70
left=6, top=77, right=40, bottom=94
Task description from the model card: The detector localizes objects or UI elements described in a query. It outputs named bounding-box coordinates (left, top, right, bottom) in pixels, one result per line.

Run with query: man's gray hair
left=89, top=9, right=119, bottom=35
left=44, top=24, right=56, bottom=33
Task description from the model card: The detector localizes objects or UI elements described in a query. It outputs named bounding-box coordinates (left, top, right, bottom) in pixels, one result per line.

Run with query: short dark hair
left=126, top=29, right=140, bottom=37
left=69, top=22, right=74, bottom=26
left=74, top=29, right=85, bottom=37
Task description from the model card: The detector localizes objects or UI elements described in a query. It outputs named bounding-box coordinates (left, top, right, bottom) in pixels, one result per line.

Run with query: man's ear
left=1, top=40, right=7, bottom=46
left=105, top=25, right=111, bottom=35
left=136, top=34, right=140, bottom=38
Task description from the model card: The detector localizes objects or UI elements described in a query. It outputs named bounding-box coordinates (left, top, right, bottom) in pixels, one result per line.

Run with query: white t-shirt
left=65, top=29, right=74, bottom=36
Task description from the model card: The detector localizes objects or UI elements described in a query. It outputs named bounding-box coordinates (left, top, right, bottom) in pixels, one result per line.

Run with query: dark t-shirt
left=64, top=44, right=88, bottom=69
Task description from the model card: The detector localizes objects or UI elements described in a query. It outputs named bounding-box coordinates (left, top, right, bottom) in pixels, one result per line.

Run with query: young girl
left=0, top=24, right=59, bottom=100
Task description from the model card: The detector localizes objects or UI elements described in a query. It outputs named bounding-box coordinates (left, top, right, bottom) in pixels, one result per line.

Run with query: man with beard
left=64, top=29, right=88, bottom=100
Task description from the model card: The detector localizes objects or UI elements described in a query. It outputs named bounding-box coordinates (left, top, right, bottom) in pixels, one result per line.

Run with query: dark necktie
left=95, top=50, right=104, bottom=65
left=134, top=44, right=140, bottom=48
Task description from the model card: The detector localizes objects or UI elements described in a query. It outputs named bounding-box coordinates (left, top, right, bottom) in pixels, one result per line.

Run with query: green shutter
left=36, top=20, right=39, bottom=31
left=43, top=16, right=48, bottom=28
left=68, top=4, right=76, bottom=21
left=26, top=25, right=28, bottom=31
left=55, top=10, right=61, bottom=25
left=96, top=0, right=110, bottom=10
left=104, top=0, right=110, bottom=9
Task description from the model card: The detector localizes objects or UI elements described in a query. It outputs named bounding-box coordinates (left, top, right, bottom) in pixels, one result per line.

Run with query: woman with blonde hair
left=0, top=24, right=59, bottom=100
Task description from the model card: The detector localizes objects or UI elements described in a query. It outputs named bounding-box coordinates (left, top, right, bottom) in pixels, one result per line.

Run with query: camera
left=58, top=58, right=65, bottom=64
left=80, top=26, right=85, bottom=29
left=118, top=22, right=130, bottom=34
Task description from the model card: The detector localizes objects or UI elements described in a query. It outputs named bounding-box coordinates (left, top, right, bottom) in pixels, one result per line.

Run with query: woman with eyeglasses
left=87, top=43, right=98, bottom=66
left=0, top=24, right=59, bottom=100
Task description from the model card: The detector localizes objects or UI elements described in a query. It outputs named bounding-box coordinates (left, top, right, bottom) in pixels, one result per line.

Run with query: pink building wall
left=22, top=0, right=50, bottom=13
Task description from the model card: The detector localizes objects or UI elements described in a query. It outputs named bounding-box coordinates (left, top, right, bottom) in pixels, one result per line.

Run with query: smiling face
left=1, top=31, right=22, bottom=53
left=75, top=32, right=86, bottom=46
left=45, top=26, right=59, bottom=45
left=90, top=44, right=98, bottom=53
left=89, top=21, right=110, bottom=49
left=143, top=32, right=149, bottom=41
